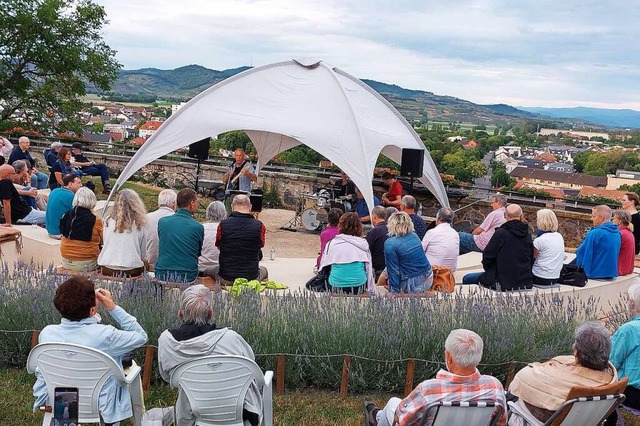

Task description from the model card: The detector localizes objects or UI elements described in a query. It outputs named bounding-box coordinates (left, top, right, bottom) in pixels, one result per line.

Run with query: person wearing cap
left=44, top=141, right=63, bottom=170
left=71, top=142, right=111, bottom=194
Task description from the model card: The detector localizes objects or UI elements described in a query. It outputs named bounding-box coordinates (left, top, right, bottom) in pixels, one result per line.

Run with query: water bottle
left=417, top=202, right=423, bottom=217
left=269, top=247, right=275, bottom=261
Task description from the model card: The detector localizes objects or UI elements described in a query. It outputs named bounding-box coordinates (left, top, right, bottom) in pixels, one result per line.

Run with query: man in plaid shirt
left=365, top=329, right=506, bottom=426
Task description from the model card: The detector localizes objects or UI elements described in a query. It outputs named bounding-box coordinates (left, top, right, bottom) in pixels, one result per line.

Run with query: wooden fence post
left=31, top=330, right=40, bottom=348
left=142, top=346, right=156, bottom=392
left=404, top=359, right=416, bottom=397
left=339, top=355, right=351, bottom=397
left=276, top=354, right=286, bottom=395
left=505, top=361, right=516, bottom=389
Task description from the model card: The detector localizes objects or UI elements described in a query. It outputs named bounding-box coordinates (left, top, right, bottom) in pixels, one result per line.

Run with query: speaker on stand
left=187, top=137, right=211, bottom=192
left=400, top=148, right=425, bottom=194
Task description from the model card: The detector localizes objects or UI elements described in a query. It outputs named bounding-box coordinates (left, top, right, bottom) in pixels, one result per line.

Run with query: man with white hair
left=364, top=329, right=506, bottom=426
left=8, top=136, right=48, bottom=189
left=145, top=189, right=177, bottom=267
left=158, top=284, right=260, bottom=426
left=44, top=141, right=63, bottom=169
left=400, top=195, right=427, bottom=239
left=458, top=194, right=507, bottom=254
left=209, top=194, right=268, bottom=283
left=573, top=204, right=621, bottom=279
left=422, top=207, right=459, bottom=272
left=609, top=280, right=640, bottom=421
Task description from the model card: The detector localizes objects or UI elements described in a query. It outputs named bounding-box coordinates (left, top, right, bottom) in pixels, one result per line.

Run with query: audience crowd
left=14, top=139, right=640, bottom=425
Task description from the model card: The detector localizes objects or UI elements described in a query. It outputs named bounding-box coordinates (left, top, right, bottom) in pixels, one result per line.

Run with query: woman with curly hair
left=98, top=189, right=148, bottom=277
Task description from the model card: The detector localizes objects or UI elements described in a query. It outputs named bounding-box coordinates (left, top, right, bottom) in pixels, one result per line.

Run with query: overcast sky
left=96, top=0, right=639, bottom=110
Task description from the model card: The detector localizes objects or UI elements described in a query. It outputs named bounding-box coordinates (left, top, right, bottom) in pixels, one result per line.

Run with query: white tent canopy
left=113, top=59, right=449, bottom=211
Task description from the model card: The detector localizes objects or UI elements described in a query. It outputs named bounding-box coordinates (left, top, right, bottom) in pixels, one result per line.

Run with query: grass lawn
left=2, top=367, right=394, bottom=425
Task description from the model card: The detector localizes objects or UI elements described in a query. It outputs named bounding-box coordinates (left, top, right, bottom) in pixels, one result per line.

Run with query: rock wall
left=32, top=151, right=591, bottom=247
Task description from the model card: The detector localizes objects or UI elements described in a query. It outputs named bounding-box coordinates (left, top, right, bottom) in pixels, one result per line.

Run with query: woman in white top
left=199, top=201, right=227, bottom=274
left=98, top=189, right=148, bottom=277
left=532, top=209, right=565, bottom=286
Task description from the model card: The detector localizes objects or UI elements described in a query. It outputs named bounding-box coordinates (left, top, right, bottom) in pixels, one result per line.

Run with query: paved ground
left=258, top=208, right=321, bottom=259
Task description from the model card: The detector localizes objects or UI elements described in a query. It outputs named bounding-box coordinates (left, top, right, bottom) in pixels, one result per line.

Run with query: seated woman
left=384, top=211, right=433, bottom=293
left=11, top=159, right=47, bottom=210
left=613, top=209, right=635, bottom=276
left=199, top=201, right=227, bottom=275
left=532, top=209, right=565, bottom=286
left=50, top=147, right=82, bottom=189
left=60, top=187, right=103, bottom=272
left=98, top=189, right=148, bottom=277
left=33, top=276, right=148, bottom=425
left=316, top=208, right=343, bottom=270
left=319, top=212, right=374, bottom=294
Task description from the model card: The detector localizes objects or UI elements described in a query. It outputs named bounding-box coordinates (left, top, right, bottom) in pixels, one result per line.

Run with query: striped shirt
left=396, top=369, right=506, bottom=426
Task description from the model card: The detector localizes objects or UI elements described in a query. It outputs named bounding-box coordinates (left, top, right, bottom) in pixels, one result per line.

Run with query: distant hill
left=89, top=64, right=618, bottom=127
left=519, top=106, right=640, bottom=129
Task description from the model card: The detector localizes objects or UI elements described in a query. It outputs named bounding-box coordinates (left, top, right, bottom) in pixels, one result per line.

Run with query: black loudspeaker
left=400, top=148, right=425, bottom=177
left=250, top=189, right=263, bottom=212
left=188, top=138, right=210, bottom=161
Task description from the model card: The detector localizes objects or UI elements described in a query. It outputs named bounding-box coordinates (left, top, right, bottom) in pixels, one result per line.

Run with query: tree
left=491, top=161, right=515, bottom=188
left=0, top=0, right=121, bottom=132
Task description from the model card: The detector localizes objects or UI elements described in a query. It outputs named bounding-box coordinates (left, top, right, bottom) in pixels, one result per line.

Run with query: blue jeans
left=30, top=171, right=48, bottom=189
left=17, top=208, right=46, bottom=225
left=462, top=271, right=483, bottom=284
left=82, top=163, right=109, bottom=185
left=459, top=232, right=481, bottom=255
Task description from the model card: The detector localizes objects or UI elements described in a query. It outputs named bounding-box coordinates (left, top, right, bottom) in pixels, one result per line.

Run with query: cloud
left=96, top=0, right=640, bottom=109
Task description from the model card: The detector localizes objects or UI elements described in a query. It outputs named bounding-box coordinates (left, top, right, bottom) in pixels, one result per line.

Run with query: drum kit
left=282, top=188, right=354, bottom=232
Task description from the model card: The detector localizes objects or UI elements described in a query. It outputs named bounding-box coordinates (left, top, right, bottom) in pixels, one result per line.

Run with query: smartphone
left=53, top=387, right=79, bottom=426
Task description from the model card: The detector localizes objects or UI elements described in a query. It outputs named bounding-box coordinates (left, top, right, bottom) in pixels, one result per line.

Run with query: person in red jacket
left=613, top=210, right=635, bottom=276
left=380, top=172, right=402, bottom=208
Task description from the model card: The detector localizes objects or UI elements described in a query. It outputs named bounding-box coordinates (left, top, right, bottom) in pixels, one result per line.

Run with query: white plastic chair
left=169, top=355, right=273, bottom=426
left=419, top=400, right=504, bottom=426
left=27, top=342, right=144, bottom=426
left=508, top=393, right=626, bottom=426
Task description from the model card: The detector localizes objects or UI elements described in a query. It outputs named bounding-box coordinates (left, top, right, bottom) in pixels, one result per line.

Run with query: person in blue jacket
left=575, top=205, right=621, bottom=279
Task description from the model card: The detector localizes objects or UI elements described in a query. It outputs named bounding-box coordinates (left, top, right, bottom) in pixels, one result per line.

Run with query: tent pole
left=195, top=159, right=202, bottom=192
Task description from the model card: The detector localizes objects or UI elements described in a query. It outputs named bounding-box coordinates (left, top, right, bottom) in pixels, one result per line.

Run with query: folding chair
left=169, top=355, right=273, bottom=426
left=419, top=400, right=504, bottom=426
left=27, top=342, right=144, bottom=426
left=508, top=377, right=628, bottom=426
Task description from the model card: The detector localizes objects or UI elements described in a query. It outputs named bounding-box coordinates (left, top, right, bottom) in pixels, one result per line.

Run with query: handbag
left=305, top=265, right=331, bottom=292
left=558, top=263, right=588, bottom=287
left=430, top=265, right=455, bottom=293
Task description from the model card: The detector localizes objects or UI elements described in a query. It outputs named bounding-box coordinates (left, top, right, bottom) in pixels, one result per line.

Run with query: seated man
left=609, top=280, right=640, bottom=423
left=462, top=204, right=533, bottom=291
left=71, top=142, right=111, bottom=194
left=0, top=164, right=46, bottom=226
left=8, top=136, right=48, bottom=189
left=354, top=188, right=381, bottom=224
left=573, top=205, right=621, bottom=279
left=11, top=159, right=48, bottom=211
left=508, top=322, right=618, bottom=425
left=208, top=194, right=268, bottom=283
left=364, top=329, right=506, bottom=426
left=158, top=285, right=261, bottom=426
left=33, top=277, right=148, bottom=425
left=400, top=195, right=426, bottom=239
left=366, top=206, right=388, bottom=279
left=380, top=172, right=402, bottom=208
left=46, top=174, right=82, bottom=239
left=146, top=189, right=177, bottom=268
left=336, top=171, right=357, bottom=199
left=458, top=194, right=507, bottom=254
left=422, top=207, right=459, bottom=272
left=44, top=141, right=63, bottom=169
left=155, top=188, right=204, bottom=283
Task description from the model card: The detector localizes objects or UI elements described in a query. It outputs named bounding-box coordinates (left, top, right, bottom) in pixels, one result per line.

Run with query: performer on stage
left=222, top=148, right=257, bottom=194
left=336, top=171, right=357, bottom=199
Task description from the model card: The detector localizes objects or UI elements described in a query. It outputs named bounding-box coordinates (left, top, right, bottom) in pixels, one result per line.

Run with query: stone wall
left=32, top=150, right=591, bottom=247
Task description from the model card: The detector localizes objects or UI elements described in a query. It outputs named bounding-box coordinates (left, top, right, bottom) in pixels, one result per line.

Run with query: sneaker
left=363, top=397, right=378, bottom=426
left=102, top=185, right=111, bottom=195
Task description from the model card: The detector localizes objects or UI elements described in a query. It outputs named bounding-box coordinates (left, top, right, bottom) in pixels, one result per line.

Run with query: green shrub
left=0, top=264, right=616, bottom=393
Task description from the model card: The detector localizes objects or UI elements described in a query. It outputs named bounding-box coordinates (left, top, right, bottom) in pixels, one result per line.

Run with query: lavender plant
left=0, top=265, right=613, bottom=393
